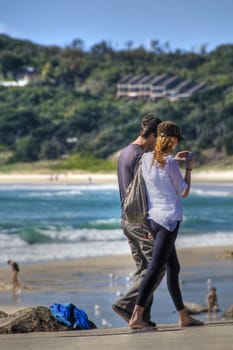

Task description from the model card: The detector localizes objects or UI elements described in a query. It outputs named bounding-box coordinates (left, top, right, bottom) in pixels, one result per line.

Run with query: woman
left=129, top=121, right=203, bottom=330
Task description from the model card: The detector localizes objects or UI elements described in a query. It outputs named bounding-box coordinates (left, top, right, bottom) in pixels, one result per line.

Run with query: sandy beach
left=0, top=169, right=232, bottom=185
left=0, top=172, right=118, bottom=185
left=0, top=172, right=232, bottom=350
left=0, top=246, right=232, bottom=328
left=0, top=247, right=233, bottom=350
left=0, top=321, right=232, bottom=350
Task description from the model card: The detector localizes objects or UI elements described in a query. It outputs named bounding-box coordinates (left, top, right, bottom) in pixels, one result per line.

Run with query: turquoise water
left=0, top=183, right=233, bottom=265
left=0, top=182, right=232, bottom=328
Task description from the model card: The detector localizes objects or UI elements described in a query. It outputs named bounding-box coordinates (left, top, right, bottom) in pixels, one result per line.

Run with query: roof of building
left=117, top=74, right=208, bottom=99
left=128, top=74, right=147, bottom=84
left=187, top=82, right=207, bottom=94
left=118, top=74, right=134, bottom=84
left=173, top=80, right=195, bottom=93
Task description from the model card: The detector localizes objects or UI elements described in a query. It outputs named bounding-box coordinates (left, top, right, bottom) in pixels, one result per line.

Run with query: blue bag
left=50, top=303, right=91, bottom=330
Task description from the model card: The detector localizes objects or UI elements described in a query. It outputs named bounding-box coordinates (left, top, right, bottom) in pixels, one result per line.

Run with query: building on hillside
left=0, top=66, right=39, bottom=87
left=116, top=73, right=207, bottom=101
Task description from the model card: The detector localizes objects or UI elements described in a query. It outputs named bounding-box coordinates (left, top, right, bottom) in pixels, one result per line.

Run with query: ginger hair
left=153, top=136, right=174, bottom=168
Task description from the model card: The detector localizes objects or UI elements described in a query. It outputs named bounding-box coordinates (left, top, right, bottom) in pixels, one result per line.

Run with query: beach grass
left=0, top=151, right=233, bottom=175
left=0, top=157, right=116, bottom=174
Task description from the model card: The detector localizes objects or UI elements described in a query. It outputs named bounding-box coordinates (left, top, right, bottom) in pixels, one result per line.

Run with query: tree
left=70, top=38, right=85, bottom=50
left=0, top=52, right=23, bottom=79
left=41, top=62, right=54, bottom=83
left=39, top=139, right=64, bottom=159
left=224, top=133, right=233, bottom=155
left=0, top=110, right=41, bottom=146
left=150, top=39, right=162, bottom=54
left=14, top=136, right=40, bottom=161
left=125, top=40, right=134, bottom=51
left=90, top=41, right=113, bottom=61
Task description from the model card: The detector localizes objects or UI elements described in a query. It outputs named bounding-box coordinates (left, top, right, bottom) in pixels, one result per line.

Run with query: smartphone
left=186, top=152, right=194, bottom=159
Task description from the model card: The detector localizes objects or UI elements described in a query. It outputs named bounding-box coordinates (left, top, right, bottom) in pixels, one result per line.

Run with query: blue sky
left=0, top=0, right=233, bottom=52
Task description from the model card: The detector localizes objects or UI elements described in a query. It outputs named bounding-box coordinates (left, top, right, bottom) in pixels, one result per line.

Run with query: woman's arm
left=182, top=154, right=195, bottom=198
left=173, top=151, right=195, bottom=198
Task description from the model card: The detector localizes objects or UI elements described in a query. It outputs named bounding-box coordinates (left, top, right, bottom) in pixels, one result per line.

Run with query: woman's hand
left=144, top=232, right=154, bottom=240
left=174, top=151, right=189, bottom=161
left=175, top=151, right=196, bottom=169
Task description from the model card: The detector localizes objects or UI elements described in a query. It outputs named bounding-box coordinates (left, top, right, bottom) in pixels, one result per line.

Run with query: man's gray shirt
left=117, top=143, right=144, bottom=208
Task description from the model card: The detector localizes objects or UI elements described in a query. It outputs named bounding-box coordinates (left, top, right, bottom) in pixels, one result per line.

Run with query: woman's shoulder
left=141, top=152, right=154, bottom=172
left=142, top=151, right=154, bottom=165
left=142, top=151, right=153, bottom=160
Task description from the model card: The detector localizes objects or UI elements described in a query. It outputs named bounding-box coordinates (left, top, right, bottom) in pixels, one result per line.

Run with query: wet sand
left=0, top=246, right=232, bottom=292
left=0, top=246, right=232, bottom=326
left=0, top=245, right=232, bottom=350
left=0, top=247, right=232, bottom=350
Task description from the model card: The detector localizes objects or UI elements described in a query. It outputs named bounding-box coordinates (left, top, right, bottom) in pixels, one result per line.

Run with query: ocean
left=0, top=182, right=233, bottom=328
left=0, top=182, right=233, bottom=266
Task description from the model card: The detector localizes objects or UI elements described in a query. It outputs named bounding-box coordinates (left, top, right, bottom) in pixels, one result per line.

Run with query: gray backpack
left=123, top=162, right=148, bottom=224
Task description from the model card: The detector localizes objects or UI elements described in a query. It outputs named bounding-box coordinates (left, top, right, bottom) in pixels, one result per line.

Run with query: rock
left=0, top=306, right=67, bottom=334
left=0, top=311, right=8, bottom=319
left=221, top=250, right=233, bottom=259
left=222, top=305, right=233, bottom=320
left=184, top=302, right=208, bottom=314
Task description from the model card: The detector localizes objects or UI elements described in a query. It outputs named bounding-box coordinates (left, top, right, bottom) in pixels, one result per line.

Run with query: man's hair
left=140, top=113, right=162, bottom=138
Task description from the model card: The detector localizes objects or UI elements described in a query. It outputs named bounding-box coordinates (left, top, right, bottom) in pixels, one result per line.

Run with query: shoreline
left=0, top=170, right=232, bottom=185
left=0, top=245, right=232, bottom=277
left=0, top=244, right=232, bottom=296
left=0, top=245, right=232, bottom=331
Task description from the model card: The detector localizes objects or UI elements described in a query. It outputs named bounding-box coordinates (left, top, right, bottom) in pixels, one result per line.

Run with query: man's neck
left=132, top=136, right=150, bottom=152
left=132, top=136, right=148, bottom=150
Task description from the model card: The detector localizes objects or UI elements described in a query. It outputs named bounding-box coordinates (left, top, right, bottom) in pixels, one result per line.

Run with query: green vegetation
left=52, top=153, right=116, bottom=172
left=0, top=34, right=233, bottom=172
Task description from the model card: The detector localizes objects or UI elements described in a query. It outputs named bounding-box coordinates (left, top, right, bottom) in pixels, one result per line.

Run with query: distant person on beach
left=7, top=259, right=21, bottom=294
left=206, top=286, right=218, bottom=319
left=128, top=121, right=203, bottom=329
left=112, top=113, right=164, bottom=327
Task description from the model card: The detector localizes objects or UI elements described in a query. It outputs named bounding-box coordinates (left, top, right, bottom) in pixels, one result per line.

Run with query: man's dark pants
left=114, top=219, right=165, bottom=322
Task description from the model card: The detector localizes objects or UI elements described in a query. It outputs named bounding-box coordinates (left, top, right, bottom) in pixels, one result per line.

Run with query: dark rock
left=88, top=320, right=97, bottom=329
left=222, top=305, right=233, bottom=320
left=0, top=311, right=8, bottom=319
left=221, top=250, right=233, bottom=259
left=0, top=306, right=67, bottom=334
left=184, top=302, right=208, bottom=314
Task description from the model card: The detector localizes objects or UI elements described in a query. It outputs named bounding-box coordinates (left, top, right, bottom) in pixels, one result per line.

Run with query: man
left=112, top=113, right=165, bottom=327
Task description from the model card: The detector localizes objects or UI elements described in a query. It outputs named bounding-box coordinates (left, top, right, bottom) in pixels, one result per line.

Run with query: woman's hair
left=153, top=121, right=181, bottom=167
left=153, top=136, right=174, bottom=167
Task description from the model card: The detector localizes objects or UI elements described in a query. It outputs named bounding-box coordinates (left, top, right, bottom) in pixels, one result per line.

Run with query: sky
left=0, top=0, right=233, bottom=52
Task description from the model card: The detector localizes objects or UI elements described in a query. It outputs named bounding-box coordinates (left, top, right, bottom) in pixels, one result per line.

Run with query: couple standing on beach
left=113, top=113, right=203, bottom=330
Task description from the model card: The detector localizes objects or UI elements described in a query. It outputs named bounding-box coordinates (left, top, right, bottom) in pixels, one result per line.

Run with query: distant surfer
left=7, top=260, right=22, bottom=294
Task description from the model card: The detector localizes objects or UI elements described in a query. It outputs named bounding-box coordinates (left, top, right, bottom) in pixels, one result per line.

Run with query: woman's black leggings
left=136, top=220, right=184, bottom=312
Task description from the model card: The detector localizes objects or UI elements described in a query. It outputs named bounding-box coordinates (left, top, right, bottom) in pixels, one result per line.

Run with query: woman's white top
left=141, top=152, right=188, bottom=231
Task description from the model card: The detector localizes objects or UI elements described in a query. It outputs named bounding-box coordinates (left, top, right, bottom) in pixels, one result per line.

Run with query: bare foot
left=180, top=317, right=204, bottom=327
left=129, top=320, right=157, bottom=330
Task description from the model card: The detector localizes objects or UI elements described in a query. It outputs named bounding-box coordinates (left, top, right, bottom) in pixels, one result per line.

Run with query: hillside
left=0, top=34, right=233, bottom=170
